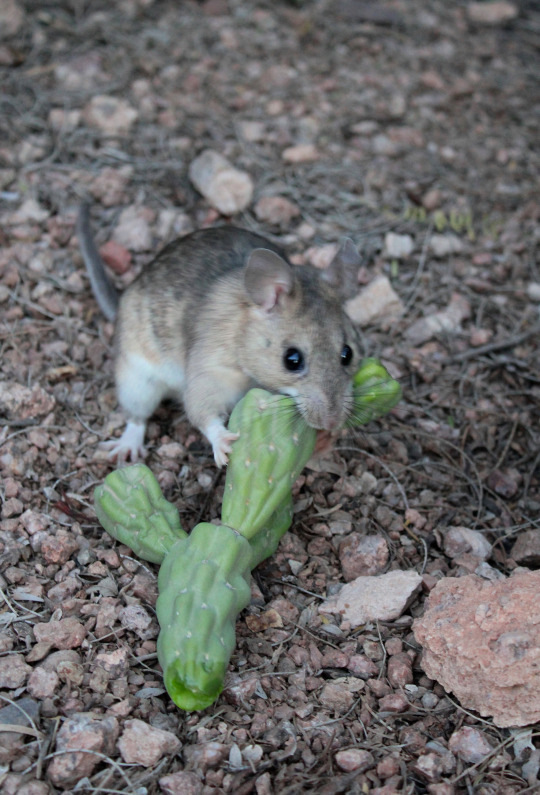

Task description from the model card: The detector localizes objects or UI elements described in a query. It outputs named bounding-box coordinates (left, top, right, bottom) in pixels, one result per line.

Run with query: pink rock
left=118, top=604, right=155, bottom=639
left=130, top=573, right=159, bottom=603
left=94, top=648, right=129, bottom=676
left=321, top=649, right=349, bottom=669
left=305, top=243, right=338, bottom=269
left=470, top=328, right=493, bottom=346
left=335, top=748, right=374, bottom=772
left=385, top=638, right=403, bottom=655
left=405, top=293, right=471, bottom=345
left=40, top=533, right=79, bottom=565
left=384, top=232, right=414, bottom=259
left=33, top=617, right=86, bottom=650
left=422, top=189, right=442, bottom=210
left=4, top=778, right=50, bottom=795
left=254, top=195, right=300, bottom=226
left=429, top=234, right=463, bottom=258
left=113, top=205, right=154, bottom=252
left=117, top=719, right=181, bottom=767
left=183, top=741, right=228, bottom=770
left=20, top=510, right=50, bottom=535
left=443, top=526, right=491, bottom=561
left=486, top=468, right=519, bottom=499
left=0, top=654, right=31, bottom=688
left=347, top=654, right=379, bottom=679
left=48, top=714, right=119, bottom=787
left=412, top=753, right=443, bottom=782
left=237, top=120, right=266, bottom=142
left=511, top=529, right=540, bottom=566
left=90, top=165, right=132, bottom=206
left=339, top=533, right=389, bottom=581
left=319, top=682, right=354, bottom=713
left=448, top=726, right=494, bottom=763
left=282, top=144, right=319, bottom=163
left=387, top=653, right=414, bottom=687
left=48, top=108, right=80, bottom=132
left=189, top=150, right=253, bottom=215
left=27, top=666, right=59, bottom=698
left=7, top=198, right=49, bottom=224
left=377, top=755, right=401, bottom=779
left=47, top=576, right=81, bottom=603
left=83, top=95, right=138, bottom=135
left=378, top=693, right=409, bottom=713
left=0, top=0, right=25, bottom=38
left=223, top=674, right=259, bottom=706
left=413, top=570, right=540, bottom=726
left=346, top=275, right=404, bottom=326
left=427, top=784, right=456, bottom=795
left=99, top=240, right=132, bottom=274
left=467, top=2, right=518, bottom=25
left=2, top=497, right=23, bottom=517
left=159, top=771, right=203, bottom=795
left=0, top=380, right=55, bottom=420
left=320, top=570, right=423, bottom=626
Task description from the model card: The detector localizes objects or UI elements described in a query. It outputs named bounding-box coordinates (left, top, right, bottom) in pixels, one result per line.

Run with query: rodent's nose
left=325, top=414, right=341, bottom=431
left=303, top=397, right=342, bottom=431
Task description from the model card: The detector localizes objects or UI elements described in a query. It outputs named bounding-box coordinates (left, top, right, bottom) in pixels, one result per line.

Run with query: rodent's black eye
left=283, top=347, right=305, bottom=372
left=341, top=344, right=353, bottom=366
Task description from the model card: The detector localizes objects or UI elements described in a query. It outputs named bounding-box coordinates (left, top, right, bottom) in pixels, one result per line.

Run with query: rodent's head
left=237, top=241, right=363, bottom=431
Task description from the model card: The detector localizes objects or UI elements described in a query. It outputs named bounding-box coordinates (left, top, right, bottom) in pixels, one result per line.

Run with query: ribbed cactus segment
left=94, top=464, right=187, bottom=564
left=222, top=389, right=316, bottom=540
left=351, top=358, right=402, bottom=426
left=156, top=523, right=253, bottom=711
left=248, top=496, right=294, bottom=570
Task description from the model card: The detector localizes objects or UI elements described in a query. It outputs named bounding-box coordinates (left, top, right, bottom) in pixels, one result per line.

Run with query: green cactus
left=93, top=359, right=402, bottom=711
left=94, top=464, right=187, bottom=564
left=351, top=358, right=402, bottom=425
left=222, top=389, right=316, bottom=540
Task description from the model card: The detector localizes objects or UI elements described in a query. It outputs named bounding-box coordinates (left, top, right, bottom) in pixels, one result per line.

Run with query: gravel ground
left=0, top=1, right=539, bottom=793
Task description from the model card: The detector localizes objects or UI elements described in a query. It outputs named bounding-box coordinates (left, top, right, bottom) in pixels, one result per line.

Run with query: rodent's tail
left=77, top=203, right=119, bottom=322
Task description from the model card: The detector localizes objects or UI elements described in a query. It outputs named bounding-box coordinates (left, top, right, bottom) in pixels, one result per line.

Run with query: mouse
left=77, top=203, right=363, bottom=467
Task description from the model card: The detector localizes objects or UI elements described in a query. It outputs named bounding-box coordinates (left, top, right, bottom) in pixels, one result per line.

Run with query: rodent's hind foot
left=205, top=419, right=240, bottom=468
left=101, top=420, right=147, bottom=465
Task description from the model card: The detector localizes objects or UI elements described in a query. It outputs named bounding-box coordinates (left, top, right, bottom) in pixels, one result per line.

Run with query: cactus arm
left=94, top=464, right=187, bottom=564
left=156, top=523, right=253, bottom=711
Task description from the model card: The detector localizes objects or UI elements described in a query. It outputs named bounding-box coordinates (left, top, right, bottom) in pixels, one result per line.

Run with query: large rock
left=346, top=275, right=403, bottom=326
left=117, top=719, right=181, bottom=767
left=189, top=150, right=253, bottom=215
left=48, top=715, right=119, bottom=787
left=413, top=570, right=540, bottom=727
left=320, top=569, right=423, bottom=626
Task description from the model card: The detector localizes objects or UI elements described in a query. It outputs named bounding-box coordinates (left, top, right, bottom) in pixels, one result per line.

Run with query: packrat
left=77, top=204, right=363, bottom=466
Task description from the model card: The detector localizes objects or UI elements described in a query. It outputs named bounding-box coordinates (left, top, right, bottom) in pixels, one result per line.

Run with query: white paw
left=101, top=421, right=147, bottom=465
left=205, top=420, right=240, bottom=467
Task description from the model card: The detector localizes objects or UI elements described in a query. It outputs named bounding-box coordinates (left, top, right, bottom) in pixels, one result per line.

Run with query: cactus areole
left=93, top=360, right=401, bottom=710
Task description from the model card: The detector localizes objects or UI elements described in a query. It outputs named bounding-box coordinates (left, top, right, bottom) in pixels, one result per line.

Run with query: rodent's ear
left=244, top=248, right=294, bottom=310
left=321, top=238, right=361, bottom=299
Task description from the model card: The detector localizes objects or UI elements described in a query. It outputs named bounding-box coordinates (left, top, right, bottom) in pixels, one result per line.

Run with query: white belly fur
left=116, top=351, right=186, bottom=422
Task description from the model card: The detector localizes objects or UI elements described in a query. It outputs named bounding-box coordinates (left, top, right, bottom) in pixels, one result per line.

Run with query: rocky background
left=0, top=1, right=539, bottom=793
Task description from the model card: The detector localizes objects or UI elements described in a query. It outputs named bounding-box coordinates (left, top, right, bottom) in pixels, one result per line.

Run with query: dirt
left=1, top=0, right=539, bottom=793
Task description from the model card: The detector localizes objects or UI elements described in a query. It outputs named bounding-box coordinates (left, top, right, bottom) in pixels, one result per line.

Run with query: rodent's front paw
left=101, top=421, right=147, bottom=465
left=203, top=421, right=239, bottom=468
left=212, top=431, right=240, bottom=468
